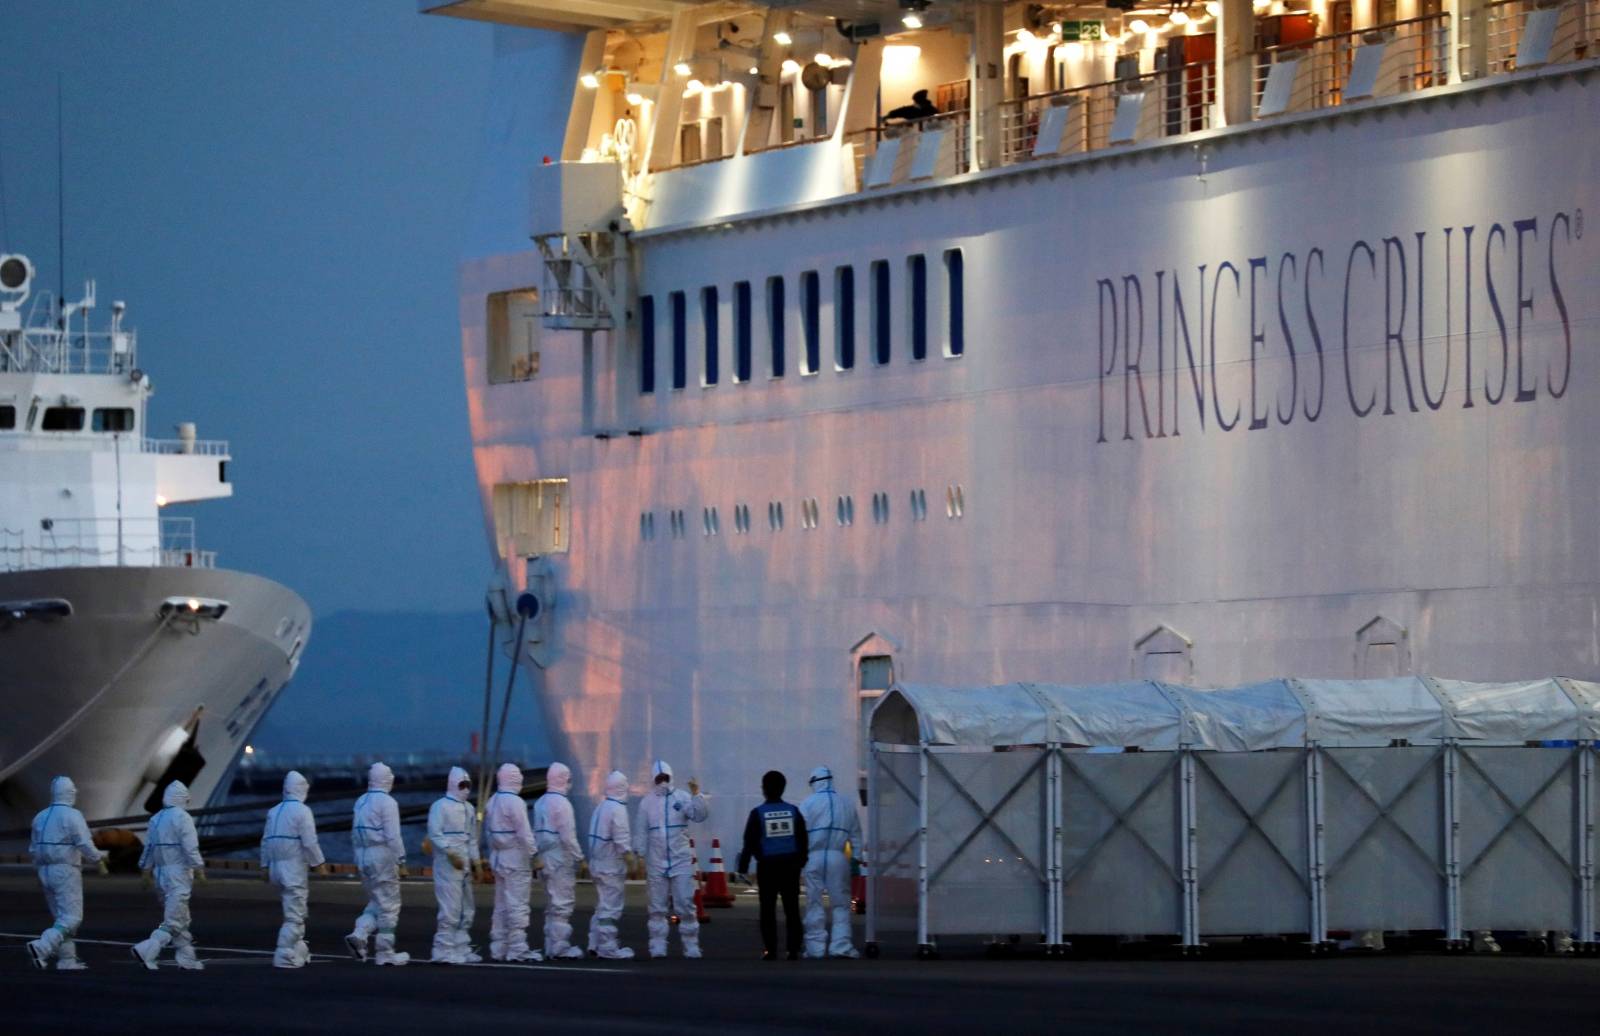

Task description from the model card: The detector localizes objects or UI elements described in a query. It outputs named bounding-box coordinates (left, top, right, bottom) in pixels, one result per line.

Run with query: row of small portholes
left=638, top=486, right=967, bottom=541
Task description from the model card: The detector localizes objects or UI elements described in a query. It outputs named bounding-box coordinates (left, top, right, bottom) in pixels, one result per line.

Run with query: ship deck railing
left=0, top=326, right=139, bottom=377
left=648, top=3, right=1596, bottom=193
left=1485, top=0, right=1598, bottom=75
left=0, top=516, right=216, bottom=572
left=1251, top=12, right=1452, bottom=117
left=142, top=436, right=230, bottom=457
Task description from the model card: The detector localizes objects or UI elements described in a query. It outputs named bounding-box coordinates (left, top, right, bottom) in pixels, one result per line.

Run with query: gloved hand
left=447, top=852, right=466, bottom=872
left=687, top=778, right=701, bottom=796
left=398, top=863, right=410, bottom=880
left=97, top=858, right=109, bottom=875
left=421, top=837, right=434, bottom=856
left=140, top=869, right=153, bottom=891
left=193, top=868, right=208, bottom=883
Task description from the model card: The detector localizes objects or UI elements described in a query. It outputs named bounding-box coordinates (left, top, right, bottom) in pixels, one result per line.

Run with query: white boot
left=25, top=940, right=49, bottom=970
left=343, top=932, right=369, bottom=961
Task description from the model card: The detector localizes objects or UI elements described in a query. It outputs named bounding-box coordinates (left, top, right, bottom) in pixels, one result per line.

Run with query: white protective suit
left=427, top=765, right=481, bottom=963
left=799, top=766, right=863, bottom=958
left=132, top=780, right=207, bottom=971
left=533, top=761, right=586, bottom=959
left=633, top=760, right=709, bottom=958
left=26, top=776, right=104, bottom=970
left=485, top=763, right=542, bottom=961
left=348, top=761, right=409, bottom=964
left=260, top=770, right=326, bottom=967
left=586, top=770, right=634, bottom=959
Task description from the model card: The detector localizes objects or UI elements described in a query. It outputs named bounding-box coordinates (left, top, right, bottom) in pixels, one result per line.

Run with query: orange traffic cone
left=703, top=838, right=735, bottom=907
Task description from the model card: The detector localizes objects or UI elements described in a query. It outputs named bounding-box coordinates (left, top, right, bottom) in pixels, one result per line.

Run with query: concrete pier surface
left=3, top=870, right=1597, bottom=1034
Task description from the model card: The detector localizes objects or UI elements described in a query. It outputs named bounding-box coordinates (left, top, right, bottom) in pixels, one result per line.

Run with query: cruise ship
left=424, top=0, right=1597, bottom=842
left=0, top=254, right=310, bottom=831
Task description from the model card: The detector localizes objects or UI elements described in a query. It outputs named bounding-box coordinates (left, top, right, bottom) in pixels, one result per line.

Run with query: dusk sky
left=1, top=0, right=552, bottom=618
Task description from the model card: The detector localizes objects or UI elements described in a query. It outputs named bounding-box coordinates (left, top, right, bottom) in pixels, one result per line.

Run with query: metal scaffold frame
left=865, top=679, right=1600, bottom=957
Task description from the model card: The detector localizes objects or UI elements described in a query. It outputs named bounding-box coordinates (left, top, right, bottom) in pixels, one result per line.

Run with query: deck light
left=1129, top=18, right=1150, bottom=33
left=815, top=53, right=832, bottom=67
left=902, top=13, right=923, bottom=28
left=1206, top=1, right=1220, bottom=14
left=1171, top=10, right=1190, bottom=25
left=781, top=58, right=801, bottom=74
left=674, top=61, right=692, bottom=76
left=1016, top=28, right=1035, bottom=45
left=773, top=31, right=792, bottom=45
left=685, top=78, right=704, bottom=94
left=580, top=72, right=599, bottom=89
left=626, top=91, right=646, bottom=105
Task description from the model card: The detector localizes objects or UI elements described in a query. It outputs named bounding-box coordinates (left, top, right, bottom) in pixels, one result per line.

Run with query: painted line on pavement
left=2, top=932, right=631, bottom=973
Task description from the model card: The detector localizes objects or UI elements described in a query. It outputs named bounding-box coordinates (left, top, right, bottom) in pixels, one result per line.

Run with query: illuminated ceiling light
left=673, top=61, right=692, bottom=76
left=773, top=30, right=793, bottom=45
left=1171, top=10, right=1190, bottom=25
left=1051, top=21, right=1064, bottom=33
left=748, top=65, right=759, bottom=74
left=1016, top=28, right=1036, bottom=45
left=580, top=72, right=599, bottom=89
left=1129, top=18, right=1150, bottom=32
left=155, top=494, right=168, bottom=507
left=626, top=91, right=646, bottom=105
left=685, top=78, right=703, bottom=94
left=781, top=58, right=801, bottom=73
left=902, top=13, right=923, bottom=28
left=832, top=56, right=852, bottom=66
left=244, top=744, right=255, bottom=755
left=1252, top=0, right=1269, bottom=7
left=815, top=52, right=832, bottom=67
left=1206, top=1, right=1220, bottom=14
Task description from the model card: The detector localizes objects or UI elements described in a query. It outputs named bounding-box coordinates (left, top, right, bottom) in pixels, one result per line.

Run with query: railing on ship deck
left=1485, top=0, right=1598, bottom=75
left=1253, top=13, right=1451, bottom=114
left=0, top=516, right=217, bottom=572
left=651, top=4, right=1597, bottom=188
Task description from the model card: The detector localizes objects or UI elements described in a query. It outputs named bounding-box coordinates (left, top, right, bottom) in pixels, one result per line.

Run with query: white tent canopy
left=872, top=677, right=1600, bottom=751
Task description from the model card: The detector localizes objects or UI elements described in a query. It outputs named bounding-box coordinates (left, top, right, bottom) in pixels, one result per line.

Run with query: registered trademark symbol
left=1575, top=209, right=1584, bottom=239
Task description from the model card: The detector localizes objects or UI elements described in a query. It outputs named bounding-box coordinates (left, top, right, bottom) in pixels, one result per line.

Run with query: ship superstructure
left=426, top=0, right=1599, bottom=842
left=0, top=254, right=310, bottom=829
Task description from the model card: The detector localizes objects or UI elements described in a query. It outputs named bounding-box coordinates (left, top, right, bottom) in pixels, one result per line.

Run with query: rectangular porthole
left=733, top=281, right=752, bottom=383
left=871, top=259, right=890, bottom=365
left=835, top=265, right=855, bottom=371
left=639, top=294, right=656, bottom=394
left=907, top=254, right=927, bottom=362
left=944, top=248, right=964, bottom=358
left=701, top=285, right=719, bottom=387
left=800, top=270, right=820, bottom=375
left=767, top=276, right=786, bottom=378
left=670, top=290, right=687, bottom=390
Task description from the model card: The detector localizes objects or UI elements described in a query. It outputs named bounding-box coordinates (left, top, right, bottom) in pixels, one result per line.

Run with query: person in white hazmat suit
left=346, top=761, right=410, bottom=965
left=131, top=780, right=207, bottom=971
left=799, top=766, right=863, bottom=959
left=260, top=770, right=327, bottom=968
left=428, top=765, right=482, bottom=963
left=633, top=759, right=709, bottom=959
left=26, top=776, right=106, bottom=971
left=585, top=770, right=635, bottom=959
left=485, top=763, right=543, bottom=962
left=533, top=761, right=586, bottom=959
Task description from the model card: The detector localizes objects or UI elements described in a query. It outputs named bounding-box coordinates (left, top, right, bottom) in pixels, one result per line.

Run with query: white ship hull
left=460, top=56, right=1600, bottom=845
left=0, top=566, right=310, bottom=830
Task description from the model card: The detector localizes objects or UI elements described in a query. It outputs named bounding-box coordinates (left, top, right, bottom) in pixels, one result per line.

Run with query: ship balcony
left=0, top=516, right=217, bottom=572
left=529, top=160, right=631, bottom=331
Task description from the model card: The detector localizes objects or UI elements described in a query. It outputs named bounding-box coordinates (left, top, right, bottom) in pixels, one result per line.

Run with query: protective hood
left=546, top=761, right=571, bottom=795
left=496, top=763, right=523, bottom=793
left=808, top=766, right=834, bottom=790
left=283, top=770, right=309, bottom=802
left=604, top=770, right=630, bottom=802
left=651, top=758, right=673, bottom=794
left=446, top=765, right=471, bottom=802
left=162, top=780, right=190, bottom=809
left=368, top=761, right=394, bottom=793
left=50, top=775, right=77, bottom=806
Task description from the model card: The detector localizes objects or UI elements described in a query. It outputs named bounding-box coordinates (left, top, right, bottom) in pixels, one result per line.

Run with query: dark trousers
left=756, top=858, right=803, bottom=955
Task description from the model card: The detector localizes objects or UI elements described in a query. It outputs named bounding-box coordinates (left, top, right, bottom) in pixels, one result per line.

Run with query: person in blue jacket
left=736, top=770, right=809, bottom=960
